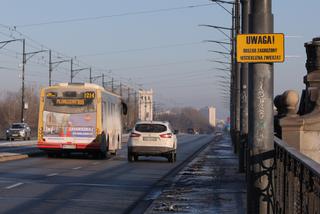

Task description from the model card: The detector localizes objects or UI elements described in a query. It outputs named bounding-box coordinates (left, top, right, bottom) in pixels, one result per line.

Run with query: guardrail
left=274, top=137, right=320, bottom=213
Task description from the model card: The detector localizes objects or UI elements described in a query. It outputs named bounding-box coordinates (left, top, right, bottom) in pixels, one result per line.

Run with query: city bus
left=37, top=82, right=127, bottom=158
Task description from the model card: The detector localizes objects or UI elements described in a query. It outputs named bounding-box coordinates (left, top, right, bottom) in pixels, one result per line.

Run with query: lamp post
left=247, top=0, right=274, bottom=213
left=207, top=0, right=241, bottom=155
left=22, top=40, right=48, bottom=122
left=239, top=0, right=250, bottom=173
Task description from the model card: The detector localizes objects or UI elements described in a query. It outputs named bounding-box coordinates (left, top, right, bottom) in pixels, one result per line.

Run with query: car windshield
left=135, top=124, right=167, bottom=133
left=12, top=124, right=24, bottom=129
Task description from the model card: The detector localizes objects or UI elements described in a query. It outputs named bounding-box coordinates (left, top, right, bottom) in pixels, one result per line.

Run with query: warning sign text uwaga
left=237, top=34, right=284, bottom=63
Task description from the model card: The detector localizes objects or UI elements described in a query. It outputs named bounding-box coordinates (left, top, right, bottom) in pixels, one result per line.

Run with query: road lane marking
left=46, top=173, right=59, bottom=177
left=92, top=162, right=100, bottom=165
left=69, top=183, right=149, bottom=189
left=5, top=182, right=24, bottom=189
left=72, top=166, right=82, bottom=170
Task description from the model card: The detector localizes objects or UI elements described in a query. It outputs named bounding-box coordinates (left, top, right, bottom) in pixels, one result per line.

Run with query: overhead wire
left=0, top=2, right=222, bottom=96
left=14, top=3, right=215, bottom=28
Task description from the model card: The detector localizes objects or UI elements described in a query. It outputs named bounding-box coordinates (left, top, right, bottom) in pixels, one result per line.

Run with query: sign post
left=245, top=0, right=283, bottom=211
left=237, top=33, right=284, bottom=63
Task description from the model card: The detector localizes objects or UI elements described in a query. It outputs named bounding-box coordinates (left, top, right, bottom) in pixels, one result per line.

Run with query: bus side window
left=111, top=103, right=115, bottom=114
left=122, top=102, right=127, bottom=115
left=102, top=101, right=106, bottom=122
left=108, top=102, right=111, bottom=116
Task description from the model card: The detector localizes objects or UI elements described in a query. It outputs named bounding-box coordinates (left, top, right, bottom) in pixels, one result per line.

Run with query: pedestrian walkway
left=145, top=133, right=246, bottom=213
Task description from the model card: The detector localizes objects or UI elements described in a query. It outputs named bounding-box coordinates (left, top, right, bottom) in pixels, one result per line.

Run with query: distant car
left=6, top=123, right=31, bottom=141
left=127, top=121, right=177, bottom=162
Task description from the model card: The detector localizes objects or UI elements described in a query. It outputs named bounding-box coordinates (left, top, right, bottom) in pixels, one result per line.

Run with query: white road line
left=5, top=182, right=24, bottom=189
left=92, top=162, right=100, bottom=165
left=72, top=166, right=82, bottom=170
left=46, top=173, right=59, bottom=177
left=69, top=183, right=148, bottom=189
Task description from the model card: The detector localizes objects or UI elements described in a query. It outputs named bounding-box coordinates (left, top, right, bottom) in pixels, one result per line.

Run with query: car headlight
left=6, top=130, right=9, bottom=133
left=19, top=130, right=25, bottom=135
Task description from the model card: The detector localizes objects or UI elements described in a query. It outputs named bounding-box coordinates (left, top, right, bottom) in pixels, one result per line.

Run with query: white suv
left=127, top=121, right=177, bottom=162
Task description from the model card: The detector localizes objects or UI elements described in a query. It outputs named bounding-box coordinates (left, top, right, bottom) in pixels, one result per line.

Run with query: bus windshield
left=44, top=89, right=96, bottom=114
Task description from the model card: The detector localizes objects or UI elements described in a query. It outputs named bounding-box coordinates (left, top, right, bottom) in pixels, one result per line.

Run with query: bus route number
left=84, top=92, right=95, bottom=99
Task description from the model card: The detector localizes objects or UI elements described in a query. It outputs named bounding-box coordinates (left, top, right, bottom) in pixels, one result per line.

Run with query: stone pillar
left=281, top=37, right=320, bottom=164
left=281, top=93, right=320, bottom=163
left=274, top=91, right=299, bottom=138
left=299, top=37, right=320, bottom=115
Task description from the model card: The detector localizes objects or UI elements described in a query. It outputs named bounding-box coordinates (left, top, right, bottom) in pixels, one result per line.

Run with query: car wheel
left=168, top=152, right=175, bottom=163
left=110, top=150, right=117, bottom=156
left=133, top=155, right=139, bottom=161
left=10, top=138, right=14, bottom=141
left=6, top=137, right=9, bottom=141
left=128, top=152, right=133, bottom=162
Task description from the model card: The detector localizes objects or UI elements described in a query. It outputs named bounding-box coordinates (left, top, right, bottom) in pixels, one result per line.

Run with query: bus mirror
left=122, top=102, right=128, bottom=115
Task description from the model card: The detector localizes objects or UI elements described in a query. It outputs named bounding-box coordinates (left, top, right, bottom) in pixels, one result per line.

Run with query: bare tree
left=0, top=86, right=39, bottom=138
left=157, top=107, right=214, bottom=134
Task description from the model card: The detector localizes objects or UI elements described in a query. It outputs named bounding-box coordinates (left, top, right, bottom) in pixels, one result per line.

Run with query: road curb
left=0, top=150, right=44, bottom=162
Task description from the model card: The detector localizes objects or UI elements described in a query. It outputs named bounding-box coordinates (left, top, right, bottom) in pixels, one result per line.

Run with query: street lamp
left=204, top=0, right=241, bottom=154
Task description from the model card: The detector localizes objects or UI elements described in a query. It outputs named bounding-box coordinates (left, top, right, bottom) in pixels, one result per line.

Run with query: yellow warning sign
left=237, top=33, right=285, bottom=63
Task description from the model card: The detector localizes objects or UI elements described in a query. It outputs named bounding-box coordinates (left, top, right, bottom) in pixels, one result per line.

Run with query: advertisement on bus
left=42, top=111, right=96, bottom=143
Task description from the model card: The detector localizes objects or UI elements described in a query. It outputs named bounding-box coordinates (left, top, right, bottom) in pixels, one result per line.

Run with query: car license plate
left=143, top=137, right=157, bottom=141
left=12, top=134, right=18, bottom=137
left=62, top=144, right=76, bottom=149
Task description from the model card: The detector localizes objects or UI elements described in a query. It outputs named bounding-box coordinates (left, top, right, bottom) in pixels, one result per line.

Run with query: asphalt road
left=0, top=134, right=214, bottom=214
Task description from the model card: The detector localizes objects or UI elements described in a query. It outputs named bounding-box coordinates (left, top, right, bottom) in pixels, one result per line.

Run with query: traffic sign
left=236, top=33, right=285, bottom=63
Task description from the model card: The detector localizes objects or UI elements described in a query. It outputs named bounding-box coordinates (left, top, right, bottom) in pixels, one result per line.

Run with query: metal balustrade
left=274, top=137, right=320, bottom=214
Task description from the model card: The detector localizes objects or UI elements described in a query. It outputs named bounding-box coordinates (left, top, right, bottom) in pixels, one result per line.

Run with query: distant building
left=138, top=89, right=153, bottom=121
left=200, top=106, right=216, bottom=127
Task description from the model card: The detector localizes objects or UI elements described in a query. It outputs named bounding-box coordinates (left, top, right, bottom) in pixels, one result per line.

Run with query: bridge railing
left=274, top=137, right=320, bottom=213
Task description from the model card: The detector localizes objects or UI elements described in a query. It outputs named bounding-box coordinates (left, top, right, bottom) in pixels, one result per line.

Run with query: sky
left=0, top=0, right=320, bottom=119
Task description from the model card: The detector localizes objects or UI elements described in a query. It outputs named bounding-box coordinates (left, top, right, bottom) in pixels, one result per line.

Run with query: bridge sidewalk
left=145, top=133, right=247, bottom=213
